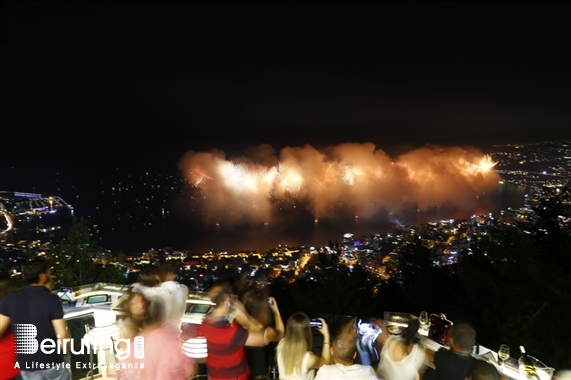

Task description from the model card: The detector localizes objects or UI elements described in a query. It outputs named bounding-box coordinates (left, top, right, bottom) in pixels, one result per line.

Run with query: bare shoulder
left=307, top=351, right=322, bottom=369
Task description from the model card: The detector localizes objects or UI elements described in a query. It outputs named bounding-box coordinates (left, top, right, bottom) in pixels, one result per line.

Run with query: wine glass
left=498, top=344, right=510, bottom=366
left=419, top=311, right=430, bottom=332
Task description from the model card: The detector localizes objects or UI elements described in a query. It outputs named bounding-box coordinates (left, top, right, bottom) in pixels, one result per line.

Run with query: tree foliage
left=274, top=190, right=571, bottom=369
left=290, top=264, right=381, bottom=317
left=49, top=217, right=126, bottom=287
left=447, top=197, right=571, bottom=369
left=394, top=237, right=453, bottom=313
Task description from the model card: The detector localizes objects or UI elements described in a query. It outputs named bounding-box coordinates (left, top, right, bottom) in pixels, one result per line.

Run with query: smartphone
left=356, top=317, right=382, bottom=335
left=309, top=319, right=323, bottom=328
left=355, top=317, right=381, bottom=366
left=355, top=317, right=382, bottom=367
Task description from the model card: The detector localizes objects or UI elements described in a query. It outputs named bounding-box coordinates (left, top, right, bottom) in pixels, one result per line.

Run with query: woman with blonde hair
left=276, top=311, right=331, bottom=380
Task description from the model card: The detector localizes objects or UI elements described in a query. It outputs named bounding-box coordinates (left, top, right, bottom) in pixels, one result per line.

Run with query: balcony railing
left=60, top=283, right=555, bottom=380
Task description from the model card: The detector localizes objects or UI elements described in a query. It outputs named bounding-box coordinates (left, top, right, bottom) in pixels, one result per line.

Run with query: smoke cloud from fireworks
left=177, top=142, right=500, bottom=226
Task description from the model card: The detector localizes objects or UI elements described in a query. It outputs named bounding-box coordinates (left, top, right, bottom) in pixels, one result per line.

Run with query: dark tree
left=451, top=218, right=571, bottom=368
left=50, top=217, right=126, bottom=286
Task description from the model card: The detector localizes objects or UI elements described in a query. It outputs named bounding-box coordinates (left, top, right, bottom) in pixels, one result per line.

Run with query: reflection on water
left=167, top=183, right=530, bottom=254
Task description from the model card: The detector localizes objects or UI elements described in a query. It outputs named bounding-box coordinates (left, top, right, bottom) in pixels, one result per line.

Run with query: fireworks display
left=177, top=142, right=499, bottom=226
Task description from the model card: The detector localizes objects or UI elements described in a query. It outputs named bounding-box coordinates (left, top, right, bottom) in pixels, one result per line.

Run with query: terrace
left=58, top=283, right=555, bottom=380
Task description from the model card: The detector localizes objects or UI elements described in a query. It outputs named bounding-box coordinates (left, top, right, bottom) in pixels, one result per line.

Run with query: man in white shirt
left=315, top=319, right=380, bottom=380
left=158, top=264, right=189, bottom=327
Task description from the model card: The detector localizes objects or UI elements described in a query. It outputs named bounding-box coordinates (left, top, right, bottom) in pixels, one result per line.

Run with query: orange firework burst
left=187, top=166, right=213, bottom=188
left=177, top=143, right=501, bottom=225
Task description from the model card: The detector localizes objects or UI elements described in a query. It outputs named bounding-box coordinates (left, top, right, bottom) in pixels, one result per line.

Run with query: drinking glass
left=419, top=311, right=430, bottom=332
left=227, top=294, right=238, bottom=322
left=498, top=344, right=510, bottom=366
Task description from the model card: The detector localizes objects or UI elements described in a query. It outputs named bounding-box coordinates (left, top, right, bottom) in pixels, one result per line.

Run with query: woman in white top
left=376, top=319, right=427, bottom=380
left=276, top=311, right=331, bottom=380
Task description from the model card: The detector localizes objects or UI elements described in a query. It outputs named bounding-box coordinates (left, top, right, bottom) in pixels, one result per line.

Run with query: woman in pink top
left=115, top=291, right=196, bottom=380
left=140, top=321, right=196, bottom=380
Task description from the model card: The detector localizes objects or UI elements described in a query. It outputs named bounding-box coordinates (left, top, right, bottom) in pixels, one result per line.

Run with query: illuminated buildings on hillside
left=1, top=141, right=570, bottom=280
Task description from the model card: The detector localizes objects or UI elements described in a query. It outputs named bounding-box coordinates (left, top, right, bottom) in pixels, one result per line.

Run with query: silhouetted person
left=239, top=284, right=276, bottom=379
left=433, top=322, right=477, bottom=380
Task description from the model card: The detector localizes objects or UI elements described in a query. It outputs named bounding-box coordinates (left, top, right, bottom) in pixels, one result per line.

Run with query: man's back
left=434, top=321, right=478, bottom=380
left=157, top=265, right=189, bottom=324
left=197, top=318, right=249, bottom=380
left=160, top=280, right=189, bottom=322
left=434, top=348, right=476, bottom=380
left=2, top=286, right=65, bottom=362
left=0, top=259, right=71, bottom=380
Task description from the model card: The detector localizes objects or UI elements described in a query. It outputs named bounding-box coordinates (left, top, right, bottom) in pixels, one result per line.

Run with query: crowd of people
left=115, top=264, right=195, bottom=380
left=0, top=260, right=548, bottom=380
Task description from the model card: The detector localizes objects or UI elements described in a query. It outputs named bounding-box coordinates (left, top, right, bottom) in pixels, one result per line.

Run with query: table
left=475, top=346, right=521, bottom=380
left=382, top=313, right=523, bottom=380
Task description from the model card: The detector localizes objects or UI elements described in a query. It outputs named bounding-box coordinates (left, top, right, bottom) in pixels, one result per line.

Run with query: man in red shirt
left=197, top=282, right=284, bottom=380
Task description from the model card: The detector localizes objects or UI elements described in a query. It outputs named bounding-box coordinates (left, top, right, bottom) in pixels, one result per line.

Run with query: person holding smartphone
left=315, top=317, right=380, bottom=380
left=198, top=282, right=284, bottom=380
left=276, top=311, right=331, bottom=380
left=238, top=284, right=284, bottom=379
left=355, top=317, right=383, bottom=367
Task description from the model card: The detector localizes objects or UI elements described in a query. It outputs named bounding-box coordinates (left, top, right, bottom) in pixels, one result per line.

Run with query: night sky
left=1, top=0, right=570, bottom=171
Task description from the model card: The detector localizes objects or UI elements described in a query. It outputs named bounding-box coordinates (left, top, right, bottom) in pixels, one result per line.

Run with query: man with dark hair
left=197, top=282, right=284, bottom=380
left=0, top=259, right=72, bottom=380
left=465, top=359, right=500, bottom=380
left=315, top=317, right=379, bottom=380
left=434, top=322, right=477, bottom=380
